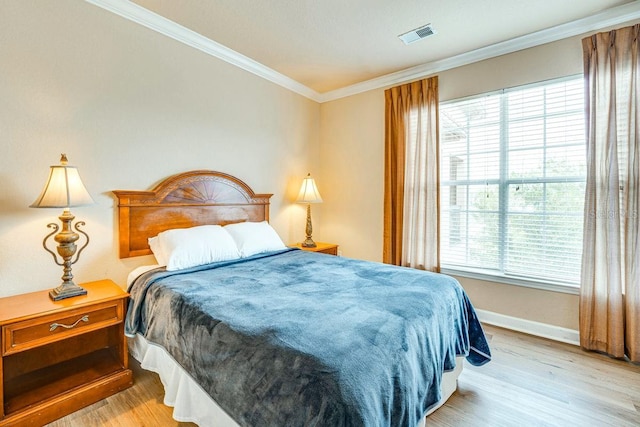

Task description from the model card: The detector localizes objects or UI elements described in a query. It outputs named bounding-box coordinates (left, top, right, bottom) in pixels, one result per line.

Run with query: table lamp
left=296, top=173, right=323, bottom=247
left=30, top=154, right=94, bottom=300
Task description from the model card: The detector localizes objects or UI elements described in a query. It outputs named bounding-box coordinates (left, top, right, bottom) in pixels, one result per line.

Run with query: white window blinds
left=439, top=76, right=586, bottom=287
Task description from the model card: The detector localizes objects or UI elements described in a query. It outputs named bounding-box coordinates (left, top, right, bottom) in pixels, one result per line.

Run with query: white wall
left=0, top=1, right=320, bottom=297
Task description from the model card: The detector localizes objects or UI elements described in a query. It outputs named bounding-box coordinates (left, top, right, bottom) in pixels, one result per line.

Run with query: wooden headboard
left=112, top=170, right=272, bottom=258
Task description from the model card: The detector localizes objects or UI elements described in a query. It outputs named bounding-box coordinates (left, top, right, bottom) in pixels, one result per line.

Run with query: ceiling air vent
left=398, top=23, right=436, bottom=45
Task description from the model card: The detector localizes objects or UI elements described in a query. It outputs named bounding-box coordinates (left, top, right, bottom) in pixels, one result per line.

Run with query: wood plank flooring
left=46, top=325, right=640, bottom=426
left=429, top=325, right=640, bottom=427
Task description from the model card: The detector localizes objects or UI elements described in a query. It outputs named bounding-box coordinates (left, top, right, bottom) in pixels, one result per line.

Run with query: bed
left=113, top=170, right=490, bottom=427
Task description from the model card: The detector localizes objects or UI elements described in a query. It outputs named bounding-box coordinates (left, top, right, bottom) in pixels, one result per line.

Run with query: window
left=439, top=76, right=585, bottom=290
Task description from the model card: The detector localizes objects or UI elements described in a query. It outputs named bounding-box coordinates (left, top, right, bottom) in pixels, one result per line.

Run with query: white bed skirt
left=128, top=334, right=462, bottom=427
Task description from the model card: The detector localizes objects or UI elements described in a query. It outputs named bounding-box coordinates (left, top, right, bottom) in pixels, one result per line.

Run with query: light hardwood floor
left=429, top=325, right=640, bottom=427
left=47, top=325, right=640, bottom=427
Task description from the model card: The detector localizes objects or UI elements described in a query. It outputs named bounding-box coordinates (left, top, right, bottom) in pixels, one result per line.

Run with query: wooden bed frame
left=112, top=170, right=272, bottom=258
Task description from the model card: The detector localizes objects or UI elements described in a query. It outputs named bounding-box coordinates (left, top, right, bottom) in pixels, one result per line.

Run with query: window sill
left=439, top=267, right=580, bottom=295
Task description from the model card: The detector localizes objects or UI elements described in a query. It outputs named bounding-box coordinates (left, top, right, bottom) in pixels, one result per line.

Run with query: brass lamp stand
left=42, top=208, right=90, bottom=300
left=302, top=203, right=315, bottom=247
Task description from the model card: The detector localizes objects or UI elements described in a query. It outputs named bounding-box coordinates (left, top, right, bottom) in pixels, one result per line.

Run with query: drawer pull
left=50, top=315, right=89, bottom=331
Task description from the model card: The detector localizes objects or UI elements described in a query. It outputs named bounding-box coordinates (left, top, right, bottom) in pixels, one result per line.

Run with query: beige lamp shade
left=30, top=155, right=94, bottom=208
left=296, top=173, right=323, bottom=204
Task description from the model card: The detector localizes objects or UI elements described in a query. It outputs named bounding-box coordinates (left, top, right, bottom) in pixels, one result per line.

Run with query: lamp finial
left=60, top=153, right=68, bottom=165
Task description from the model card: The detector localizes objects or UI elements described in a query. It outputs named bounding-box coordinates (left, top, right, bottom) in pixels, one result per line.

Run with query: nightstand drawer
left=2, top=300, right=124, bottom=356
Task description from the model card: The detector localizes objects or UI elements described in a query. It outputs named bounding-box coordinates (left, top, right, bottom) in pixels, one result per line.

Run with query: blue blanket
left=126, top=249, right=490, bottom=426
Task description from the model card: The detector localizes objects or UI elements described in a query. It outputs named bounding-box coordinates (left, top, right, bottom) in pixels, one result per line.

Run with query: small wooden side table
left=0, top=279, right=133, bottom=426
left=291, top=242, right=339, bottom=256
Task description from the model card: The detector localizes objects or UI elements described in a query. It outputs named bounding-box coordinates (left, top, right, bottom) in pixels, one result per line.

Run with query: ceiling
left=95, top=0, right=640, bottom=100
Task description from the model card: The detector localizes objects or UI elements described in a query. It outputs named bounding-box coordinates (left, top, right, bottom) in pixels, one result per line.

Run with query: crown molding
left=319, top=1, right=640, bottom=102
left=86, top=0, right=640, bottom=104
left=84, top=0, right=323, bottom=102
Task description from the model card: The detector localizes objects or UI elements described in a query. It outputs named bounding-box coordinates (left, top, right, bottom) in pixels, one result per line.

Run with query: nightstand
left=0, top=279, right=132, bottom=426
left=291, top=242, right=339, bottom=256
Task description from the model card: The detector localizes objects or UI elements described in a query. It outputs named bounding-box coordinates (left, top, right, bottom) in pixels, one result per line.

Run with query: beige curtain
left=383, top=77, right=440, bottom=271
left=581, top=24, right=639, bottom=362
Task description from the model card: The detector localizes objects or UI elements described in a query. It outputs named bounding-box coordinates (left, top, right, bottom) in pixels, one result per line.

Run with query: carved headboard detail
left=113, top=170, right=272, bottom=258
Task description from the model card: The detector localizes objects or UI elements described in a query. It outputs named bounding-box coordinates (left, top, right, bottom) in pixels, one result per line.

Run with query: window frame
left=439, top=75, right=585, bottom=295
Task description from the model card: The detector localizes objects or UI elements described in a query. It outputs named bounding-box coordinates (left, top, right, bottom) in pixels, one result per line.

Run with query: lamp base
left=301, top=203, right=317, bottom=248
left=301, top=238, right=317, bottom=248
left=49, top=282, right=88, bottom=301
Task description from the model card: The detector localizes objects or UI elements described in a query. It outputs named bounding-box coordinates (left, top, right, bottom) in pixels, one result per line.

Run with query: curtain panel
left=581, top=24, right=639, bottom=362
left=383, top=77, right=440, bottom=271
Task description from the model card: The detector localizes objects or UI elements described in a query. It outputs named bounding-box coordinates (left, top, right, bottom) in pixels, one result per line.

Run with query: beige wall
left=0, top=1, right=319, bottom=297
left=319, top=89, right=385, bottom=261
left=319, top=35, right=596, bottom=330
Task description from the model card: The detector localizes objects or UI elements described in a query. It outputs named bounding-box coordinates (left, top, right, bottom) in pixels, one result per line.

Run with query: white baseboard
left=476, top=309, right=580, bottom=346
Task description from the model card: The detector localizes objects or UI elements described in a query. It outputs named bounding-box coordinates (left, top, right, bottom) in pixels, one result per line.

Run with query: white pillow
left=155, top=225, right=240, bottom=271
left=224, top=221, right=286, bottom=257
left=148, top=236, right=167, bottom=266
